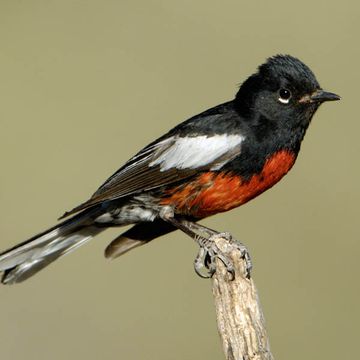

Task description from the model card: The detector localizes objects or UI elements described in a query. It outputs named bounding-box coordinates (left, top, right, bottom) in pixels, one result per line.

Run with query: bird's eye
left=278, top=89, right=292, bottom=104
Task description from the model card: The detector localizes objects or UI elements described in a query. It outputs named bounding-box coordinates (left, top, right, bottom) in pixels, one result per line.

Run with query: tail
left=105, top=219, right=176, bottom=259
left=0, top=208, right=104, bottom=285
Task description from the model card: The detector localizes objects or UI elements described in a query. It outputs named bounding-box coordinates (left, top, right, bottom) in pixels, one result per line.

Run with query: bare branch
left=211, top=237, right=274, bottom=360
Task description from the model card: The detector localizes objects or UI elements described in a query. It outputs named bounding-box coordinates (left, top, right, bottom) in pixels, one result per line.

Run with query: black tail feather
left=0, top=207, right=104, bottom=284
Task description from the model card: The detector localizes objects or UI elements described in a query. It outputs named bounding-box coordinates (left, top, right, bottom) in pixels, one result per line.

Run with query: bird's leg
left=174, top=219, right=252, bottom=279
left=160, top=209, right=252, bottom=279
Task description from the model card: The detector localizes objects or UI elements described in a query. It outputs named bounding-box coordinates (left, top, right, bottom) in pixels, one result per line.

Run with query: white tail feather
left=0, top=209, right=104, bottom=284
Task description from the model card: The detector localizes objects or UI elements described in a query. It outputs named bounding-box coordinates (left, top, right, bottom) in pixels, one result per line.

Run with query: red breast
left=160, top=150, right=296, bottom=217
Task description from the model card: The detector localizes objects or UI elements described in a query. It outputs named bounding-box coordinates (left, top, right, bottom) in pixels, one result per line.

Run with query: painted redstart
left=0, top=55, right=340, bottom=284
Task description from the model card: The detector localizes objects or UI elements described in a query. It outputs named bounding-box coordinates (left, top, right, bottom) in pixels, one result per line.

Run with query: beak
left=310, top=89, right=341, bottom=102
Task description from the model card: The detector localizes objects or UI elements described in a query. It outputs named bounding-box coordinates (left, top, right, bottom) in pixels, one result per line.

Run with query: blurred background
left=0, top=1, right=358, bottom=359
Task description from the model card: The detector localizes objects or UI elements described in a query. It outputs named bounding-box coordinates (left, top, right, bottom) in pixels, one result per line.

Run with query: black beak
left=311, top=90, right=341, bottom=102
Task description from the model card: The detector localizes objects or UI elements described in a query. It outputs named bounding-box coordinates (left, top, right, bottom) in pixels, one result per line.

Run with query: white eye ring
left=278, top=88, right=292, bottom=104
left=279, top=97, right=290, bottom=104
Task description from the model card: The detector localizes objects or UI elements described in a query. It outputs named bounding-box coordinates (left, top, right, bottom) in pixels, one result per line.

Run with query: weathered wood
left=211, top=237, right=274, bottom=360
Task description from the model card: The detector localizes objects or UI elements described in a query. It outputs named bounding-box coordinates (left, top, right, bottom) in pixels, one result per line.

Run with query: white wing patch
left=149, top=134, right=244, bottom=171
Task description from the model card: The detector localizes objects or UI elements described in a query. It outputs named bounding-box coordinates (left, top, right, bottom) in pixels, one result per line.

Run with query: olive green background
left=0, top=1, right=358, bottom=359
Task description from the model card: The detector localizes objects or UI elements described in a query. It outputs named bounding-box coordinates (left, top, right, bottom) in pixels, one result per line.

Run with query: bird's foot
left=194, top=232, right=252, bottom=280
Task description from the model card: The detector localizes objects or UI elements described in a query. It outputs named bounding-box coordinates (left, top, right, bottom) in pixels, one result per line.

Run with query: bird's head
left=235, top=54, right=340, bottom=130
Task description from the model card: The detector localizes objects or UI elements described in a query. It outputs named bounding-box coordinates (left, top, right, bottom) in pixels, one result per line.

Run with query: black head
left=235, top=55, right=340, bottom=131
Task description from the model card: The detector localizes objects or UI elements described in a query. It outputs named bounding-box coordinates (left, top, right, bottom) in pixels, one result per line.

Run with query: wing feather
left=60, top=104, right=245, bottom=218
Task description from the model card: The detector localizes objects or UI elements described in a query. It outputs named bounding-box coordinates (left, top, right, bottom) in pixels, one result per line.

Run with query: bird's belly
left=160, top=150, right=296, bottom=217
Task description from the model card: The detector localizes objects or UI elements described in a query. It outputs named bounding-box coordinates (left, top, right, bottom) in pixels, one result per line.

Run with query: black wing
left=61, top=102, right=244, bottom=218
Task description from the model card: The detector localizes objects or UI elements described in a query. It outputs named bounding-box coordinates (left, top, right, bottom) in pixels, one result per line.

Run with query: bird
left=0, top=54, right=340, bottom=285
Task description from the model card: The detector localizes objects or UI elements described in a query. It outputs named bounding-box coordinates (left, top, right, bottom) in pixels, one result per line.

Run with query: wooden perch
left=211, top=237, right=274, bottom=360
